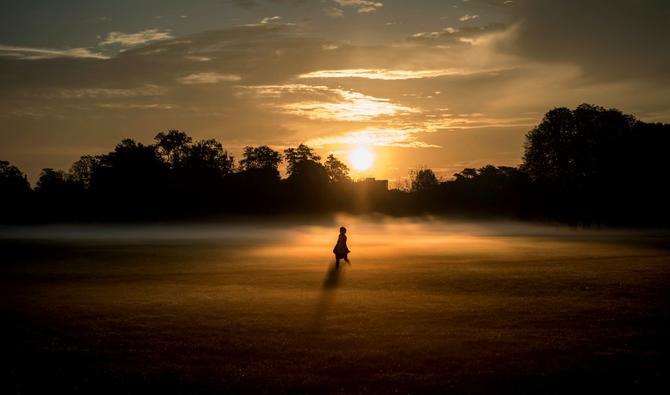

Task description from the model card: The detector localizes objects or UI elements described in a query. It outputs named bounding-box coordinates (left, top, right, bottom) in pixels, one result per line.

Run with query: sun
left=349, top=146, right=375, bottom=171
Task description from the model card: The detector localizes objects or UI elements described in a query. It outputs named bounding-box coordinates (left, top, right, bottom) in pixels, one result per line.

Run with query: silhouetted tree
left=36, top=168, right=72, bottom=193
left=411, top=168, right=439, bottom=192
left=286, top=160, right=329, bottom=185
left=69, top=155, right=102, bottom=189
left=283, top=144, right=329, bottom=210
left=180, top=139, right=234, bottom=178
left=284, top=144, right=321, bottom=177
left=454, top=168, right=478, bottom=181
left=0, top=160, right=31, bottom=222
left=239, top=145, right=282, bottom=172
left=230, top=145, right=283, bottom=212
left=442, top=165, right=535, bottom=217
left=92, top=139, right=166, bottom=186
left=522, top=104, right=634, bottom=190
left=33, top=168, right=86, bottom=221
left=89, top=139, right=168, bottom=219
left=169, top=139, right=235, bottom=211
left=407, top=168, right=441, bottom=212
left=521, top=103, right=670, bottom=224
left=0, top=160, right=30, bottom=196
left=154, top=130, right=192, bottom=168
left=324, top=154, right=351, bottom=183
left=7, top=104, right=667, bottom=224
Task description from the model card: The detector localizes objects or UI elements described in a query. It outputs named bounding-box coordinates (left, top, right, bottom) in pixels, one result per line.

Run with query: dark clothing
left=333, top=234, right=350, bottom=264
left=333, top=234, right=349, bottom=255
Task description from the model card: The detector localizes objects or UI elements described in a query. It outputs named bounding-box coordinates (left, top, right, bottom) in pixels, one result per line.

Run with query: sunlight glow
left=298, top=68, right=468, bottom=80
left=280, top=90, right=413, bottom=121
left=239, top=84, right=414, bottom=121
left=349, top=146, right=375, bottom=171
left=306, top=128, right=440, bottom=148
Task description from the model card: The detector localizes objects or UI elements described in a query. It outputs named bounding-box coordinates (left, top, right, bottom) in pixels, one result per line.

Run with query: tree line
left=1, top=104, right=669, bottom=225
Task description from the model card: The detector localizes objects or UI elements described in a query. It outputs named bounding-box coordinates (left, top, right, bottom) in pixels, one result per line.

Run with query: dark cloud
left=407, top=25, right=508, bottom=46
left=0, top=24, right=321, bottom=92
left=499, top=0, right=670, bottom=81
left=0, top=24, right=325, bottom=177
left=1, top=2, right=668, bottom=182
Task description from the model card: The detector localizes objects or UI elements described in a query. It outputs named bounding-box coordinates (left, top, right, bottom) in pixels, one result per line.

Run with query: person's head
left=339, top=226, right=346, bottom=234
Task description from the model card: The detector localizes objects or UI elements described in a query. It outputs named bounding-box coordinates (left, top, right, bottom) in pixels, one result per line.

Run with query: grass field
left=2, top=218, right=669, bottom=394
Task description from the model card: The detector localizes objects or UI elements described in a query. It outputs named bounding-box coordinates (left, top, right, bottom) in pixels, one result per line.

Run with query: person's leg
left=335, top=254, right=340, bottom=267
left=344, top=253, right=350, bottom=263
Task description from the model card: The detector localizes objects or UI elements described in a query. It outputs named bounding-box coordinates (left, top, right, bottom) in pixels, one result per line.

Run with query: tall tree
left=239, top=145, right=282, bottom=172
left=284, top=144, right=321, bottom=176
left=0, top=160, right=30, bottom=195
left=35, top=168, right=70, bottom=193
left=324, top=154, right=351, bottom=183
left=154, top=130, right=192, bottom=168
left=91, top=138, right=168, bottom=193
left=69, top=155, right=102, bottom=189
left=181, top=139, right=234, bottom=178
left=410, top=168, right=439, bottom=192
left=453, top=168, right=477, bottom=181
left=521, top=103, right=636, bottom=190
left=0, top=160, right=31, bottom=222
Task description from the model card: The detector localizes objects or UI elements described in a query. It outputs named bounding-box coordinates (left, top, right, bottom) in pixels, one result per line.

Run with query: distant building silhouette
left=359, top=178, right=388, bottom=193
left=1, top=103, right=669, bottom=225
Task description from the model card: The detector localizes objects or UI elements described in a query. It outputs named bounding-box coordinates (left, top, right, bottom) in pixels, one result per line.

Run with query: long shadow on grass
left=310, top=261, right=345, bottom=330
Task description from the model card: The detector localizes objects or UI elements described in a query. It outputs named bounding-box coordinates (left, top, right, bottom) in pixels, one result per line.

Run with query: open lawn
left=2, top=218, right=669, bottom=394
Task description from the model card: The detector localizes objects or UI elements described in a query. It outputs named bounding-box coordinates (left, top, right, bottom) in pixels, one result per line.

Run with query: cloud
left=334, top=0, right=383, bottom=13
left=419, top=113, right=538, bottom=131
left=306, top=128, right=439, bottom=148
left=498, top=0, right=670, bottom=81
left=184, top=55, right=213, bottom=62
left=459, top=14, right=479, bottom=21
left=1, top=14, right=668, bottom=182
left=321, top=43, right=340, bottom=50
left=0, top=45, right=108, bottom=60
left=261, top=16, right=281, bottom=24
left=177, top=72, right=242, bottom=84
left=280, top=94, right=412, bottom=121
left=323, top=7, right=344, bottom=17
left=245, top=15, right=296, bottom=27
left=407, top=25, right=508, bottom=46
left=55, top=85, right=166, bottom=99
left=100, top=29, right=173, bottom=47
left=239, top=84, right=416, bottom=121
left=299, top=68, right=470, bottom=80
left=97, top=103, right=175, bottom=110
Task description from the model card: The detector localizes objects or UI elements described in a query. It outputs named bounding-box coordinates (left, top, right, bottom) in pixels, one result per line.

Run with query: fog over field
left=2, top=217, right=670, bottom=394
left=4, top=215, right=668, bottom=247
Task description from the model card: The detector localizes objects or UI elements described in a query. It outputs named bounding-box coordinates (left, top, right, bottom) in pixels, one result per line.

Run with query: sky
left=1, top=0, right=669, bottom=185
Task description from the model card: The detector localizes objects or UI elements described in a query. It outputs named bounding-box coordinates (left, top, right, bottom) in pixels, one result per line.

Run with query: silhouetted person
left=333, top=226, right=350, bottom=267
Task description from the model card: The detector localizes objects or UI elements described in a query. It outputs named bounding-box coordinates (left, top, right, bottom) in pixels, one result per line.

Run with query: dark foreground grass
left=1, top=220, right=669, bottom=394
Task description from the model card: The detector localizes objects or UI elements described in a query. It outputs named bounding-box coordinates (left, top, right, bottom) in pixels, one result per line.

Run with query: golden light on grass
left=349, top=146, right=374, bottom=171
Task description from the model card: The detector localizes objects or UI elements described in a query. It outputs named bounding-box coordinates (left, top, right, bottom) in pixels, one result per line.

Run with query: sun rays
left=349, top=146, right=374, bottom=171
